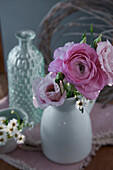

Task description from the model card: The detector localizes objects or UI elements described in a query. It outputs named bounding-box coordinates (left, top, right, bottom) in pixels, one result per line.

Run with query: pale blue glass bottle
left=7, top=30, right=44, bottom=125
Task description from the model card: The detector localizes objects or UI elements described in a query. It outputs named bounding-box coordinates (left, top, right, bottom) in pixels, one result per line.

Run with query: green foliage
left=80, top=37, right=86, bottom=44
left=80, top=31, right=86, bottom=43
left=89, top=24, right=94, bottom=33
left=55, top=72, right=65, bottom=83
left=89, top=24, right=94, bottom=48
left=94, top=34, right=102, bottom=49
left=66, top=91, right=74, bottom=98
left=5, top=119, right=9, bottom=125
left=79, top=107, right=84, bottom=113
left=81, top=31, right=86, bottom=40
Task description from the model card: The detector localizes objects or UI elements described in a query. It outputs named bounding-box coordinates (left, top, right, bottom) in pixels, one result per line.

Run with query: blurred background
left=1, top=0, right=113, bottom=72
left=0, top=0, right=59, bottom=70
left=0, top=0, right=113, bottom=98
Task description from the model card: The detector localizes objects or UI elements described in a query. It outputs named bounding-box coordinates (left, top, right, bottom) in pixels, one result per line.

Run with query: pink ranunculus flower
left=97, top=40, right=113, bottom=85
left=49, top=42, right=107, bottom=100
left=32, top=73, right=66, bottom=109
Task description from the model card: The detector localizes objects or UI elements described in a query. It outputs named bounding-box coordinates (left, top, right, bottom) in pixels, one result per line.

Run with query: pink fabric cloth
left=0, top=96, right=113, bottom=170
left=0, top=96, right=9, bottom=109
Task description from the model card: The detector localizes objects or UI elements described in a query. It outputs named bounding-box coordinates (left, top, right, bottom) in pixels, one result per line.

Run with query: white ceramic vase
left=0, top=138, right=17, bottom=154
left=40, top=98, right=93, bottom=164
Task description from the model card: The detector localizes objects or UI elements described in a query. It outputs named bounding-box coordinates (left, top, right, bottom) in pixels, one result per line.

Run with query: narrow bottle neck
left=18, top=39, right=32, bottom=50
left=16, top=30, right=36, bottom=50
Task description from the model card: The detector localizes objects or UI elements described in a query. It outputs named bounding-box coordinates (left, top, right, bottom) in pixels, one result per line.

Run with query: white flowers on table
left=12, top=129, right=26, bottom=144
left=7, top=124, right=15, bottom=136
left=9, top=118, right=19, bottom=129
left=0, top=131, right=7, bottom=146
left=0, top=122, right=7, bottom=131
left=17, top=134, right=26, bottom=144
left=0, top=117, right=6, bottom=124
left=0, top=110, right=34, bottom=146
left=13, top=130, right=21, bottom=141
left=0, top=117, right=26, bottom=146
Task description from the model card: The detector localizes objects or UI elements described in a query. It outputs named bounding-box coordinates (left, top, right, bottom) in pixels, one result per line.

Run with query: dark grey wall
left=0, top=0, right=59, bottom=70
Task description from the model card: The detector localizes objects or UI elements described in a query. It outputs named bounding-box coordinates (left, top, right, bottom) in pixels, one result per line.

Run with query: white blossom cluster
left=75, top=97, right=89, bottom=113
left=0, top=110, right=34, bottom=146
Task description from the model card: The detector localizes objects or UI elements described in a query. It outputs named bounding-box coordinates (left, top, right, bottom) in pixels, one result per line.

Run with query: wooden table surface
left=0, top=145, right=113, bottom=170
left=0, top=74, right=113, bottom=170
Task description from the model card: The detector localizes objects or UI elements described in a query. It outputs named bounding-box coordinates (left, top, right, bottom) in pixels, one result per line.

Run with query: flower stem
left=11, top=110, right=21, bottom=125
left=89, top=24, right=94, bottom=48
left=62, top=80, right=65, bottom=92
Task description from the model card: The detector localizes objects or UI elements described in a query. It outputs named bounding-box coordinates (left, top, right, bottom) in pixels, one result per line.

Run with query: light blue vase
left=7, top=30, right=44, bottom=125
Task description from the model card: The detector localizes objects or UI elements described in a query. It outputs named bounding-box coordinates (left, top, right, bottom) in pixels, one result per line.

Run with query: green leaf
left=89, top=24, right=94, bottom=33
left=66, top=91, right=74, bottom=98
left=67, top=83, right=75, bottom=91
left=79, top=107, right=84, bottom=113
left=55, top=72, right=65, bottom=85
left=17, top=119, right=20, bottom=126
left=93, top=34, right=102, bottom=49
left=81, top=31, right=86, bottom=40
left=80, top=37, right=86, bottom=44
left=56, top=72, right=64, bottom=80
left=75, top=97, right=79, bottom=101
left=55, top=79, right=60, bottom=84
left=5, top=119, right=9, bottom=125
left=74, top=90, right=81, bottom=96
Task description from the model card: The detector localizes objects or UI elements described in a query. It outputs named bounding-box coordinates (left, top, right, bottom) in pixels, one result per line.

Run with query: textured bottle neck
left=15, top=30, right=35, bottom=50
left=18, top=39, right=32, bottom=50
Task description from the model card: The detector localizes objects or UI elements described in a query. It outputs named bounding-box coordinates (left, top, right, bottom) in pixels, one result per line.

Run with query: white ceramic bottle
left=40, top=97, right=92, bottom=164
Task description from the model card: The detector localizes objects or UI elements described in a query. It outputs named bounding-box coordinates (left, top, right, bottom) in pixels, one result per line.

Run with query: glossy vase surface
left=7, top=30, right=44, bottom=124
left=40, top=98, right=92, bottom=164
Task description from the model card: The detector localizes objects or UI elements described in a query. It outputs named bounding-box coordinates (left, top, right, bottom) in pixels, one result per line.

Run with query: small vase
left=0, top=138, right=17, bottom=154
left=40, top=98, right=92, bottom=164
left=7, top=30, right=45, bottom=125
left=0, top=107, right=28, bottom=153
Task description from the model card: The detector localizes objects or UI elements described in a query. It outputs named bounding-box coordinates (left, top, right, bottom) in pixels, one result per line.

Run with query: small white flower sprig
left=0, top=110, right=34, bottom=146
left=75, top=97, right=88, bottom=113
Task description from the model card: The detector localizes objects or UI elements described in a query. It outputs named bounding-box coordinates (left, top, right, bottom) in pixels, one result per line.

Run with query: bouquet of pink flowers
left=32, top=25, right=113, bottom=112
